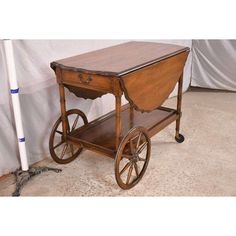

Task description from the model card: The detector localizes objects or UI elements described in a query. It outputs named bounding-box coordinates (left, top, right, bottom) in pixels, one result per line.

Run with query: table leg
left=129, top=105, right=134, bottom=129
left=176, top=73, right=183, bottom=139
left=115, top=95, right=122, bottom=150
left=59, top=84, right=68, bottom=140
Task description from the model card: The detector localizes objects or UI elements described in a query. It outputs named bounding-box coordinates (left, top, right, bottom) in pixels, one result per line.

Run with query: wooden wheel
left=115, top=127, right=151, bottom=189
left=49, top=109, right=88, bottom=164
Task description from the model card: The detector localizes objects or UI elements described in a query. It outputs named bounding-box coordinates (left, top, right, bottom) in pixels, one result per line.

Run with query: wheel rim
left=115, top=127, right=151, bottom=189
left=49, top=109, right=88, bottom=164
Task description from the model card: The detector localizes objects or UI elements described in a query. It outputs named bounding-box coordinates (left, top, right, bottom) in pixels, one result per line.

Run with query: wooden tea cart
left=49, top=41, right=190, bottom=189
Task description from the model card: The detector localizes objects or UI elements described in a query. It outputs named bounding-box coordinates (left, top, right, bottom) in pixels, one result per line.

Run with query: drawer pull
left=79, top=74, right=93, bottom=84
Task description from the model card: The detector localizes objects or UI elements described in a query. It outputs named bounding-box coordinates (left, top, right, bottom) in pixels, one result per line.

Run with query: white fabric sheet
left=0, top=40, right=192, bottom=177
left=191, top=40, right=236, bottom=91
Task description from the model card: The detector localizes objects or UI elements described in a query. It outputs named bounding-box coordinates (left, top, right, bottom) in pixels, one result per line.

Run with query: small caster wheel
left=175, top=134, right=185, bottom=143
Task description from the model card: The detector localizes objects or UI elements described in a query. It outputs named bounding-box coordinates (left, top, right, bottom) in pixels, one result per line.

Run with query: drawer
left=61, top=69, right=114, bottom=93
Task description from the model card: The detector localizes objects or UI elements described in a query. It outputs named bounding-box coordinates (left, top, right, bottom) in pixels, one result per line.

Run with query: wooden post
left=129, top=105, right=134, bottom=129
left=59, top=83, right=67, bottom=140
left=115, top=95, right=122, bottom=150
left=175, top=73, right=183, bottom=138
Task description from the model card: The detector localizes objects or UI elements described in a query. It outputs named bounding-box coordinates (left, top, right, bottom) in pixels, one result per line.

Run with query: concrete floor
left=0, top=90, right=236, bottom=196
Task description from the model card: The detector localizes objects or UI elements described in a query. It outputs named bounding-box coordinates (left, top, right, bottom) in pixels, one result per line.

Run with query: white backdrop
left=0, top=40, right=192, bottom=177
left=191, top=40, right=236, bottom=91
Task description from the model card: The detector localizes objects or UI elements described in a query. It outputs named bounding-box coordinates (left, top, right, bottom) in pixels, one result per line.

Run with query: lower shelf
left=68, top=104, right=178, bottom=157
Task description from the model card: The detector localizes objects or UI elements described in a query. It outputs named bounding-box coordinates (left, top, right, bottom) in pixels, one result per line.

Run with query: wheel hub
left=131, top=153, right=139, bottom=162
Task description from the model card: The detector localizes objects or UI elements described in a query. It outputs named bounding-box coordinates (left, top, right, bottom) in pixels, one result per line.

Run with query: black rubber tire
left=175, top=134, right=185, bottom=143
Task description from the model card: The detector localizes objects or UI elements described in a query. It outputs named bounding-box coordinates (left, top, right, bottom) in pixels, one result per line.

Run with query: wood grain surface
left=67, top=104, right=177, bottom=156
left=51, top=41, right=189, bottom=76
left=120, top=51, right=189, bottom=112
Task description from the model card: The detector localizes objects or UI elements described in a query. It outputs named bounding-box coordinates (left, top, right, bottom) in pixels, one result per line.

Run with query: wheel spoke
left=129, top=140, right=135, bottom=154
left=54, top=140, right=64, bottom=149
left=71, top=114, right=79, bottom=131
left=137, top=141, right=147, bottom=154
left=138, top=157, right=146, bottom=162
left=56, top=130, right=63, bottom=135
left=134, top=162, right=139, bottom=177
left=60, top=144, right=68, bottom=159
left=120, top=162, right=132, bottom=176
left=126, top=164, right=133, bottom=184
left=136, top=133, right=142, bottom=149
left=70, top=144, right=74, bottom=156
left=122, top=154, right=133, bottom=160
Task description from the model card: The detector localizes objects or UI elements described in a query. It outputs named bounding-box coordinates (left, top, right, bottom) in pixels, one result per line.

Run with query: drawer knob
left=79, top=74, right=93, bottom=84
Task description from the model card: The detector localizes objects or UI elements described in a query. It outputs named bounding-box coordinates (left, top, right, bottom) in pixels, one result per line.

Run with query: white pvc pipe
left=3, top=40, right=29, bottom=171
